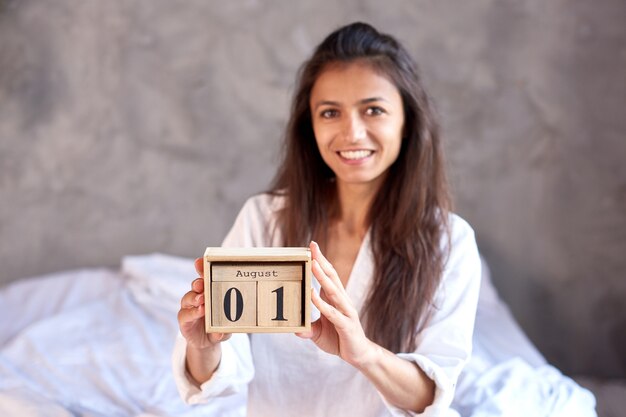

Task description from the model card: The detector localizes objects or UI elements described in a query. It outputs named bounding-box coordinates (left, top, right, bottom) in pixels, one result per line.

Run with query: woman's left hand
left=296, top=241, right=377, bottom=368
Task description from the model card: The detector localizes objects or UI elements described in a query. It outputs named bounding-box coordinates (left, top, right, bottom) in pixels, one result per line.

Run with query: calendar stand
left=204, top=247, right=311, bottom=333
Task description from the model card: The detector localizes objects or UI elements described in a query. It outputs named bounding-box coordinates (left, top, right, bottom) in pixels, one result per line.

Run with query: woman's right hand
left=178, top=258, right=232, bottom=349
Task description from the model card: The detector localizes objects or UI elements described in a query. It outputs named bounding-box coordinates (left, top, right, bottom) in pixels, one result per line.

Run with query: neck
left=334, top=180, right=380, bottom=236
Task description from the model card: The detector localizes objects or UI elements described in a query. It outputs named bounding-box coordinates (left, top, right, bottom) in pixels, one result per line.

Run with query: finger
left=310, top=242, right=346, bottom=292
left=295, top=330, right=312, bottom=339
left=178, top=303, right=205, bottom=324
left=192, top=277, right=204, bottom=293
left=312, top=260, right=355, bottom=317
left=319, top=287, right=329, bottom=304
left=195, top=258, right=204, bottom=275
left=208, top=333, right=232, bottom=343
left=295, top=317, right=321, bottom=340
left=181, top=290, right=205, bottom=309
left=311, top=287, right=348, bottom=329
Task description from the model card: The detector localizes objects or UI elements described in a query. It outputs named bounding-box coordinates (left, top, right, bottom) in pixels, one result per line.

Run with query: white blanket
left=0, top=254, right=596, bottom=416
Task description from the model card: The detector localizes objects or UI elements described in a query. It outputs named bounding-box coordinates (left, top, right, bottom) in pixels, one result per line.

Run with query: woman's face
left=309, top=62, right=405, bottom=190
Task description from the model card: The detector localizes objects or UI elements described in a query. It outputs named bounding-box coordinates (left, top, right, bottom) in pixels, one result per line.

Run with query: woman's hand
left=297, top=241, right=377, bottom=368
left=178, top=258, right=231, bottom=349
left=298, top=243, right=435, bottom=412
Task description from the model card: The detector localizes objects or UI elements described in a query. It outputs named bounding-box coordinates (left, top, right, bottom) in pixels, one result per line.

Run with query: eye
left=320, top=109, right=339, bottom=119
left=365, top=106, right=386, bottom=116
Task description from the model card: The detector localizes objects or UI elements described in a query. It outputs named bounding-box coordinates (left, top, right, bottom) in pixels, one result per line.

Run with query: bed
left=0, top=254, right=597, bottom=416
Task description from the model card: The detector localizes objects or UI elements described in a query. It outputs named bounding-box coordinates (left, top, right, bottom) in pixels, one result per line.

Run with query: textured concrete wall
left=1, top=0, right=624, bottom=378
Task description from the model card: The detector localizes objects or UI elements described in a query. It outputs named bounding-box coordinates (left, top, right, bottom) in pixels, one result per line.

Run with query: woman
left=174, top=22, right=481, bottom=417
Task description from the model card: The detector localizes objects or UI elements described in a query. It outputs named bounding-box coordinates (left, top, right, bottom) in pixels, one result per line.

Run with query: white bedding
left=0, top=254, right=597, bottom=416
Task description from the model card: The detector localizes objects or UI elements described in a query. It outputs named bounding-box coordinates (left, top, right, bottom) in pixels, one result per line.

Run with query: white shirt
left=172, top=194, right=481, bottom=417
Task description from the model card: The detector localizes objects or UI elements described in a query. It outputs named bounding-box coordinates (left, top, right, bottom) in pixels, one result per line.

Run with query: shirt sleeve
left=171, top=195, right=276, bottom=404
left=388, top=215, right=482, bottom=417
left=171, top=333, right=254, bottom=404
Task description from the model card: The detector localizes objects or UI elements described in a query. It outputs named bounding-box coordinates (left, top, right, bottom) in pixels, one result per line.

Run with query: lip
left=336, top=149, right=375, bottom=165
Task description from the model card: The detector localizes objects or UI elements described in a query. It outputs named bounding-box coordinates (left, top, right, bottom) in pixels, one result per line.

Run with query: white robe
left=172, top=193, right=482, bottom=417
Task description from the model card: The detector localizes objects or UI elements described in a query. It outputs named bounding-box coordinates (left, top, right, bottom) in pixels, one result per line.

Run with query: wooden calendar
left=204, top=247, right=311, bottom=333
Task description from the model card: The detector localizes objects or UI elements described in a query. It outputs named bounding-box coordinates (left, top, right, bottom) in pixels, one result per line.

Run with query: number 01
left=223, top=286, right=288, bottom=322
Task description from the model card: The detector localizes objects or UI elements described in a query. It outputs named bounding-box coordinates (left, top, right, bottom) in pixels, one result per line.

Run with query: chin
left=337, top=174, right=385, bottom=187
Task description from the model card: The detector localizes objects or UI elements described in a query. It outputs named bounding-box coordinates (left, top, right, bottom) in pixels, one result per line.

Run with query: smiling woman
left=269, top=22, right=452, bottom=362
left=174, top=22, right=469, bottom=417
left=310, top=61, right=405, bottom=189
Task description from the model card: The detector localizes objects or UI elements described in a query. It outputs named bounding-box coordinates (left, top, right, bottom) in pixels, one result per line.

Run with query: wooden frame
left=204, top=247, right=311, bottom=333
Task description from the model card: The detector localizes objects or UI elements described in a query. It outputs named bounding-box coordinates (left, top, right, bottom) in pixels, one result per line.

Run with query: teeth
left=339, top=150, right=373, bottom=160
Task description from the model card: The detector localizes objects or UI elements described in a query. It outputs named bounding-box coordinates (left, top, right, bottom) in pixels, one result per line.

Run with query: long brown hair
left=270, top=22, right=451, bottom=353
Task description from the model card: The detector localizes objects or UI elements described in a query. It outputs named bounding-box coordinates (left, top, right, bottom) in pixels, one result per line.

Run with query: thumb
left=208, top=332, right=232, bottom=343
left=295, top=319, right=321, bottom=340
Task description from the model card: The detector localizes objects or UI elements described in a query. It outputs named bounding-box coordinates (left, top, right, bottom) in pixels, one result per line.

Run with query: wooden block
left=204, top=247, right=311, bottom=333
left=211, top=281, right=257, bottom=328
left=212, top=263, right=302, bottom=282
left=205, top=247, right=312, bottom=262
left=257, top=281, right=302, bottom=327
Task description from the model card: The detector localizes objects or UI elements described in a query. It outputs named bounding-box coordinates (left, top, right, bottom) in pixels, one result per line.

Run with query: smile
left=338, top=150, right=374, bottom=160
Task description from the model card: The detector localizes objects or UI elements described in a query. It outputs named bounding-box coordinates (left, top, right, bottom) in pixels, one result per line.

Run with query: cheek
left=380, top=125, right=404, bottom=154
left=391, top=139, right=403, bottom=162
left=313, top=124, right=335, bottom=151
left=312, top=130, right=331, bottom=166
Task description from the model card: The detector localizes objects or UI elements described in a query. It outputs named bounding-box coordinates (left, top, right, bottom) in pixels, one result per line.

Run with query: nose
left=342, top=113, right=366, bottom=143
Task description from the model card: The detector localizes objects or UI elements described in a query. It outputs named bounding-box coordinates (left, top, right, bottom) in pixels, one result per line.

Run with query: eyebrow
left=313, top=97, right=389, bottom=110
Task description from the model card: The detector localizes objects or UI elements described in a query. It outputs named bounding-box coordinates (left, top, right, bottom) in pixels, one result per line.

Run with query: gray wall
left=1, top=0, right=624, bottom=379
